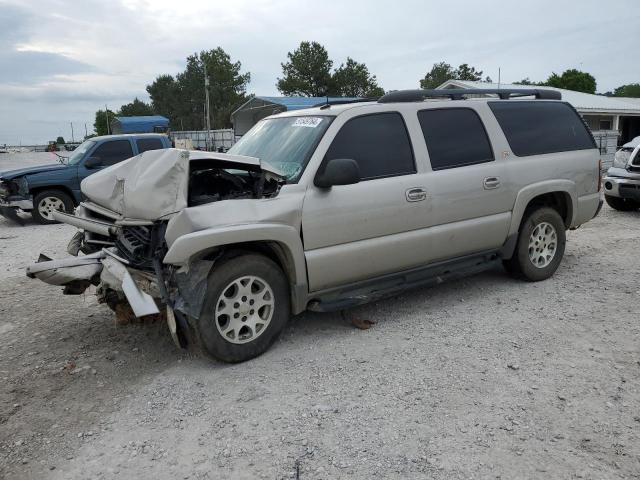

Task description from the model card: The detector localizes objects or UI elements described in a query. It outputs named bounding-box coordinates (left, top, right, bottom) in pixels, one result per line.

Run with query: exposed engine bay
left=188, top=162, right=280, bottom=207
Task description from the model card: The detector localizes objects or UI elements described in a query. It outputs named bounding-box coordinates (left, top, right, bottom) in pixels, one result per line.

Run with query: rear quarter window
left=136, top=137, right=164, bottom=153
left=489, top=101, right=596, bottom=157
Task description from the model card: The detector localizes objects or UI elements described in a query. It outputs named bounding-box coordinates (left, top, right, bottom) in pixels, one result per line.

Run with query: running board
left=307, top=251, right=500, bottom=312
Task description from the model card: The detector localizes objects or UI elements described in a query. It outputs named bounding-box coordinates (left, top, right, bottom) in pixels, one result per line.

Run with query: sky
left=1, top=0, right=639, bottom=145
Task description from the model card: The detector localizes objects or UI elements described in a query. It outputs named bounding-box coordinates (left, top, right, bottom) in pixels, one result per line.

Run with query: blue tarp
left=255, top=96, right=361, bottom=110
left=111, top=115, right=169, bottom=134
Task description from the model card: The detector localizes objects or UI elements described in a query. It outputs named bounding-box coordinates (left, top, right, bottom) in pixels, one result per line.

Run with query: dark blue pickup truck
left=0, top=133, right=171, bottom=224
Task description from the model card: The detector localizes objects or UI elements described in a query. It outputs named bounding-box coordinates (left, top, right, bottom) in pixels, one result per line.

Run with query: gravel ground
left=0, top=153, right=639, bottom=479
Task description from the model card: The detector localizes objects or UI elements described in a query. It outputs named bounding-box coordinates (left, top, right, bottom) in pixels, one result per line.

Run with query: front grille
left=115, top=226, right=154, bottom=271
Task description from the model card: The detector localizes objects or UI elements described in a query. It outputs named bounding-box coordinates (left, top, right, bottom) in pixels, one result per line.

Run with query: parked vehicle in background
left=28, top=89, right=602, bottom=363
left=0, top=134, right=171, bottom=224
left=603, top=136, right=640, bottom=211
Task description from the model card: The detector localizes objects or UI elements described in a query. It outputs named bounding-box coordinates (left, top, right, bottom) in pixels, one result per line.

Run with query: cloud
left=0, top=50, right=97, bottom=84
left=0, top=0, right=639, bottom=144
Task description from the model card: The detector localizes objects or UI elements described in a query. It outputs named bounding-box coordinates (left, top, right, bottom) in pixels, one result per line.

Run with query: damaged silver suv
left=27, top=89, right=603, bottom=363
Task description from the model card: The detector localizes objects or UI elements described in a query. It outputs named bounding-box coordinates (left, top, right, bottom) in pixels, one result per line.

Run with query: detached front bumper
left=26, top=249, right=161, bottom=317
left=603, top=175, right=640, bottom=201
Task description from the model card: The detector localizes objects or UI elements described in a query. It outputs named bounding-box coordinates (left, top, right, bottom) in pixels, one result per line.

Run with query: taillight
left=598, top=159, right=602, bottom=192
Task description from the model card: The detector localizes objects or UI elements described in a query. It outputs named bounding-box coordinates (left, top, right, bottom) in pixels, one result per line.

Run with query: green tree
left=612, top=83, right=640, bottom=98
left=277, top=41, right=333, bottom=96
left=419, top=62, right=456, bottom=89
left=544, top=69, right=596, bottom=94
left=146, top=74, right=180, bottom=122
left=419, top=62, right=484, bottom=89
left=119, top=98, right=154, bottom=116
left=514, top=77, right=536, bottom=85
left=331, top=57, right=384, bottom=97
left=94, top=108, right=116, bottom=136
left=146, top=48, right=250, bottom=130
left=55, top=136, right=65, bottom=144
left=455, top=63, right=483, bottom=81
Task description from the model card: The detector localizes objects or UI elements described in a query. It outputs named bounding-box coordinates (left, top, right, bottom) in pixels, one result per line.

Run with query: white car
left=603, top=136, right=640, bottom=210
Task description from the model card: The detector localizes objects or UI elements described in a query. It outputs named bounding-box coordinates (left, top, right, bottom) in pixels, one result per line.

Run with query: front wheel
left=31, top=190, right=74, bottom=224
left=605, top=195, right=640, bottom=211
left=196, top=254, right=290, bottom=363
left=504, top=207, right=566, bottom=282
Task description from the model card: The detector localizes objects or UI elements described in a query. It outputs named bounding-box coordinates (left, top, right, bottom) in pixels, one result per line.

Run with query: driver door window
left=324, top=112, right=416, bottom=180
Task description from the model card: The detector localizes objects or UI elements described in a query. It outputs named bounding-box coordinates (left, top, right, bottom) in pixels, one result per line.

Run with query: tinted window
left=137, top=138, right=164, bottom=153
left=92, top=140, right=133, bottom=166
left=324, top=113, right=415, bottom=180
left=418, top=108, right=494, bottom=170
left=489, top=101, right=596, bottom=156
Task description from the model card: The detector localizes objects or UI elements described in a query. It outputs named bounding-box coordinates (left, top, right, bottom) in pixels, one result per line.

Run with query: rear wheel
left=605, top=195, right=640, bottom=211
left=195, top=254, right=290, bottom=363
left=504, top=207, right=566, bottom=282
left=31, top=190, right=74, bottom=224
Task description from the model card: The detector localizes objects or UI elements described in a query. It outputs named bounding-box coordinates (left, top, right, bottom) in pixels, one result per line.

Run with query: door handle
left=483, top=176, right=501, bottom=190
left=406, top=187, right=427, bottom=202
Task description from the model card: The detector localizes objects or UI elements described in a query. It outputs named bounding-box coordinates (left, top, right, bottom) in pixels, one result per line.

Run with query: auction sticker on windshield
left=292, top=117, right=323, bottom=128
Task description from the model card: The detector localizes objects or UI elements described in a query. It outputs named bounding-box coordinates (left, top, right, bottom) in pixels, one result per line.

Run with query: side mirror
left=314, top=158, right=360, bottom=188
left=84, top=156, right=102, bottom=169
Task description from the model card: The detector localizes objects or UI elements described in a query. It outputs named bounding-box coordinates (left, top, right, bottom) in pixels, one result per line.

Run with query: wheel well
left=524, top=192, right=572, bottom=228
left=201, top=241, right=298, bottom=301
left=30, top=185, right=78, bottom=206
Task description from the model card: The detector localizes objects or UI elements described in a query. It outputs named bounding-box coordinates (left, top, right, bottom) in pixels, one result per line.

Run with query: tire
left=503, top=207, right=566, bottom=282
left=195, top=253, right=290, bottom=363
left=31, top=189, right=74, bottom=224
left=605, top=195, right=640, bottom=211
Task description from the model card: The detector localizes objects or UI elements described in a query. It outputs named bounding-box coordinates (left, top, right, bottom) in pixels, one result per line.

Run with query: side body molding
left=508, top=179, right=576, bottom=236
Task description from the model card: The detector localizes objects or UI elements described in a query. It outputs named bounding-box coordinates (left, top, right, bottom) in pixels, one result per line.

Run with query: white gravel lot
left=0, top=152, right=639, bottom=479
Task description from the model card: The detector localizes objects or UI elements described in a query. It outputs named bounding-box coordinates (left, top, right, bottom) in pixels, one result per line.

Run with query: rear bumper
left=26, top=249, right=160, bottom=317
left=603, top=175, right=640, bottom=200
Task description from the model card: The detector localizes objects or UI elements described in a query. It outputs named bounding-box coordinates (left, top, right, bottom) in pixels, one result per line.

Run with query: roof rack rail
left=313, top=98, right=374, bottom=109
left=378, top=88, right=561, bottom=103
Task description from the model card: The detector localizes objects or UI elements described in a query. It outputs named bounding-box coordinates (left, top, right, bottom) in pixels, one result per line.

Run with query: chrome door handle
left=483, top=176, right=501, bottom=190
left=406, top=187, right=427, bottom=202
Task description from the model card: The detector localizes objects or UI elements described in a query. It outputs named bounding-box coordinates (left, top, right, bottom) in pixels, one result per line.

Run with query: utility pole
left=204, top=63, right=212, bottom=150
left=105, top=104, right=110, bottom=135
left=84, top=123, right=88, bottom=138
left=70, top=122, right=74, bottom=143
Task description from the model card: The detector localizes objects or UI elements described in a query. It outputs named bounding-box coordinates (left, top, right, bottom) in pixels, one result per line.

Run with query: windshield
left=228, top=116, right=332, bottom=181
left=68, top=140, right=96, bottom=165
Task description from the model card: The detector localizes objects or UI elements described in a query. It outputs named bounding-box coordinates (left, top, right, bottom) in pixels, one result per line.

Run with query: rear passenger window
left=324, top=112, right=415, bottom=180
left=418, top=108, right=494, bottom=170
left=92, top=140, right=133, bottom=166
left=136, top=138, right=164, bottom=153
left=489, top=101, right=596, bottom=156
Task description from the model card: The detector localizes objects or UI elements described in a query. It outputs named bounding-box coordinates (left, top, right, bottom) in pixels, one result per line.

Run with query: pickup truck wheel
left=197, top=254, right=290, bottom=363
left=32, top=190, right=74, bottom=224
left=504, top=207, right=566, bottom=282
left=605, top=195, right=640, bottom=211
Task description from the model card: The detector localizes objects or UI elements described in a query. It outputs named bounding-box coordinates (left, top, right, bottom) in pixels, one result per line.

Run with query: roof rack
left=378, top=88, right=561, bottom=103
left=314, top=98, right=374, bottom=109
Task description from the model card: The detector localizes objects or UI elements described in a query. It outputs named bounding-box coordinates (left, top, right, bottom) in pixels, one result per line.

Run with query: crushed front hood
left=80, top=149, right=284, bottom=220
